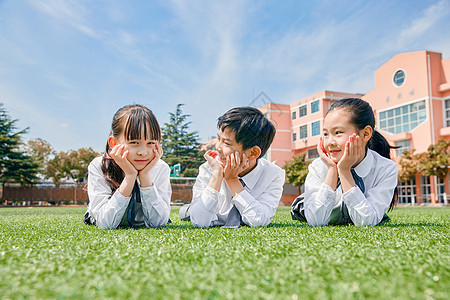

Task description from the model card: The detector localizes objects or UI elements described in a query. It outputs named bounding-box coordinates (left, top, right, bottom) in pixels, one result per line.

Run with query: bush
left=182, top=168, right=198, bottom=177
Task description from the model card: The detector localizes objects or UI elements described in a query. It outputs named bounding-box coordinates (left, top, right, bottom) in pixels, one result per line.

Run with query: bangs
left=123, top=108, right=161, bottom=141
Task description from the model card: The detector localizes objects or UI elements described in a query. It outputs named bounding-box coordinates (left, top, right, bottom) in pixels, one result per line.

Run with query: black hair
left=217, top=107, right=275, bottom=159
left=101, top=104, right=161, bottom=192
left=327, top=98, right=398, bottom=211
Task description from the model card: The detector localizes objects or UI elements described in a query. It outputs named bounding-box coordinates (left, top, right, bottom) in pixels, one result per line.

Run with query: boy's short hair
left=217, top=107, right=276, bottom=158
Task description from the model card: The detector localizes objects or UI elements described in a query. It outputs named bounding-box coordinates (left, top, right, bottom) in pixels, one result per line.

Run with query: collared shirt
left=304, top=149, right=398, bottom=226
left=190, top=158, right=286, bottom=228
left=86, top=156, right=172, bottom=229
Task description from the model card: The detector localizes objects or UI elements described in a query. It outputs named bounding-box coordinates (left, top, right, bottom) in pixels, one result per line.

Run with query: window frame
left=311, top=100, right=320, bottom=114
left=299, top=105, right=307, bottom=118
left=299, top=125, right=308, bottom=140
left=311, top=121, right=320, bottom=136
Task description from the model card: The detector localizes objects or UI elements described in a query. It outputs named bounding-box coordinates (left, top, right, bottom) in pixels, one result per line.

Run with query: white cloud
left=398, top=0, right=450, bottom=46
left=29, top=0, right=98, bottom=37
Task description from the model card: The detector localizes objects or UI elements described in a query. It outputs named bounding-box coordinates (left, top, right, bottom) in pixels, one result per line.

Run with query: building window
left=292, top=132, right=297, bottom=142
left=398, top=178, right=416, bottom=204
left=307, top=148, right=319, bottom=160
left=299, top=125, right=307, bottom=140
left=396, top=140, right=410, bottom=157
left=420, top=175, right=431, bottom=204
left=299, top=105, right=307, bottom=118
left=311, top=121, right=320, bottom=136
left=292, top=111, right=297, bottom=120
left=437, top=177, right=446, bottom=204
left=311, top=100, right=319, bottom=114
left=379, top=100, right=426, bottom=134
left=393, top=70, right=406, bottom=87
left=445, top=99, right=450, bottom=127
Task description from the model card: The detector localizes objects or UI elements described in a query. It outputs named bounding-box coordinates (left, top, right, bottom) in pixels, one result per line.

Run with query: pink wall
left=259, top=103, right=292, bottom=167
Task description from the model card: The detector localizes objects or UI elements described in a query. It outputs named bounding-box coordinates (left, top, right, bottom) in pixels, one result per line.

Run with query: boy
left=180, top=107, right=285, bottom=228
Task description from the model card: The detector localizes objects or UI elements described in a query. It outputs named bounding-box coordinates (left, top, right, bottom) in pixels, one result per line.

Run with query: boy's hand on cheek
left=204, top=150, right=224, bottom=172
left=110, top=144, right=138, bottom=178
left=205, top=150, right=225, bottom=192
left=223, top=151, right=249, bottom=181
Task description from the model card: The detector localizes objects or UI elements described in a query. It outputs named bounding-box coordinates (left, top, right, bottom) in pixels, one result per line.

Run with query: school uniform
left=85, top=156, right=172, bottom=229
left=189, top=158, right=285, bottom=228
left=304, top=149, right=398, bottom=226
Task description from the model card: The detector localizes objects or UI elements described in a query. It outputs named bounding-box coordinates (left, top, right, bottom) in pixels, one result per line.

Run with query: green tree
left=418, top=139, right=450, bottom=179
left=398, top=149, right=422, bottom=182
left=398, top=139, right=450, bottom=181
left=283, top=153, right=311, bottom=187
left=161, top=104, right=204, bottom=174
left=45, top=147, right=99, bottom=184
left=0, top=103, right=39, bottom=185
left=66, top=147, right=99, bottom=182
left=26, top=138, right=53, bottom=176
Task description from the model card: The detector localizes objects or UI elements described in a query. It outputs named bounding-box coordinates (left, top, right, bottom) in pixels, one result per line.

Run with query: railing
left=1, top=178, right=198, bottom=206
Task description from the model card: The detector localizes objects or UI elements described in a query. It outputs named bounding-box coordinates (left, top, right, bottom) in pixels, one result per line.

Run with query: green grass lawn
left=0, top=207, right=449, bottom=300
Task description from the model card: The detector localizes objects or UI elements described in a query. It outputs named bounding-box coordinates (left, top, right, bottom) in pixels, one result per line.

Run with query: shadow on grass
left=378, top=223, right=446, bottom=227
left=94, top=221, right=446, bottom=231
left=268, top=222, right=310, bottom=228
left=162, top=222, right=312, bottom=230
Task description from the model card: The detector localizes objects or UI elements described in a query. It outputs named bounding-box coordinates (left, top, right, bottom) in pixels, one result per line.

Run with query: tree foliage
left=283, top=153, right=311, bottom=187
left=0, top=103, right=39, bottom=185
left=398, top=139, right=450, bottom=181
left=398, top=149, right=422, bottom=182
left=418, top=139, right=450, bottom=179
left=45, top=148, right=99, bottom=184
left=161, top=104, right=204, bottom=174
left=26, top=138, right=53, bottom=176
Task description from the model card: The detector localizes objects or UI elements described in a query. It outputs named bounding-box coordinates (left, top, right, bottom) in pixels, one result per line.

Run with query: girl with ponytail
left=302, top=98, right=398, bottom=226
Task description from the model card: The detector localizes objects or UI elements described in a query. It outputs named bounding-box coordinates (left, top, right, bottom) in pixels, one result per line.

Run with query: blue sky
left=1, top=0, right=449, bottom=152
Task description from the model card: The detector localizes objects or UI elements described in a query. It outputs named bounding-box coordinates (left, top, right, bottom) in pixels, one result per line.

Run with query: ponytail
left=369, top=130, right=394, bottom=159
left=368, top=130, right=398, bottom=212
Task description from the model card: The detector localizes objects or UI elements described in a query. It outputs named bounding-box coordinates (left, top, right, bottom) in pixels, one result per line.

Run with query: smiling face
left=322, top=109, right=366, bottom=163
left=215, top=127, right=245, bottom=165
left=114, top=125, right=158, bottom=171
left=215, top=127, right=260, bottom=176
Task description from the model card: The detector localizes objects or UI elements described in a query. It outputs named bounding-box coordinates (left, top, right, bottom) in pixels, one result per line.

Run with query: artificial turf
left=0, top=206, right=448, bottom=299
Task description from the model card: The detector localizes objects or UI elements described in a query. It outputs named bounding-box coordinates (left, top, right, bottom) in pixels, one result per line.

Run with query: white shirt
left=304, top=149, right=398, bottom=226
left=86, top=156, right=172, bottom=229
left=190, top=158, right=286, bottom=228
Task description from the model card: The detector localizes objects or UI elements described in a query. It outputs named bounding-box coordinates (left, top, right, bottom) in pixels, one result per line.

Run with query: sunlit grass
left=0, top=206, right=448, bottom=299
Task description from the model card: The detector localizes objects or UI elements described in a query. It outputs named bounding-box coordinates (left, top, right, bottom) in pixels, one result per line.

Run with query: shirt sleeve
left=140, top=162, right=172, bottom=228
left=87, top=159, right=130, bottom=229
left=190, top=164, right=220, bottom=228
left=232, top=168, right=286, bottom=227
left=303, top=159, right=337, bottom=226
left=343, top=162, right=398, bottom=226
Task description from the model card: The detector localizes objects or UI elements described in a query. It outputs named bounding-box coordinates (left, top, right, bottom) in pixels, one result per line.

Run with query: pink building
left=263, top=50, right=450, bottom=205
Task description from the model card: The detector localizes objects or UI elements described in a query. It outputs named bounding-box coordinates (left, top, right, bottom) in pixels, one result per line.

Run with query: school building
left=260, top=50, right=450, bottom=205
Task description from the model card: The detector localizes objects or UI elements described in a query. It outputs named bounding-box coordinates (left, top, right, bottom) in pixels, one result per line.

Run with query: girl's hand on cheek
left=110, top=144, right=138, bottom=178
left=318, top=136, right=336, bottom=169
left=140, top=142, right=163, bottom=179
left=337, top=133, right=363, bottom=171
